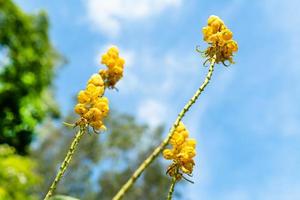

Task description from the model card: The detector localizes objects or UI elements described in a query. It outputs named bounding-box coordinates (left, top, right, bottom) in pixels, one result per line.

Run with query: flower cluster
left=100, top=46, right=125, bottom=88
left=163, top=122, right=197, bottom=179
left=202, top=15, right=238, bottom=64
left=74, top=73, right=109, bottom=131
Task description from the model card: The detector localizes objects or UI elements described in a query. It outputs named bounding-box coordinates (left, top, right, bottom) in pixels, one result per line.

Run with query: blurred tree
left=0, top=144, right=40, bottom=200
left=0, top=0, right=61, bottom=154
left=33, top=111, right=180, bottom=200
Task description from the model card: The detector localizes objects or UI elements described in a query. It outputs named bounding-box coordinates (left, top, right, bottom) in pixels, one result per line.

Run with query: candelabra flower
left=44, top=46, right=125, bottom=200
left=100, top=46, right=125, bottom=88
left=74, top=73, right=108, bottom=132
left=163, top=122, right=197, bottom=180
left=202, top=15, right=238, bottom=65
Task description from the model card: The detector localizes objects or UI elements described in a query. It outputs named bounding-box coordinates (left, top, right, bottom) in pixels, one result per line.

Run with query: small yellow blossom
left=74, top=73, right=109, bottom=131
left=100, top=46, right=125, bottom=88
left=202, top=15, right=238, bottom=65
left=163, top=122, right=197, bottom=179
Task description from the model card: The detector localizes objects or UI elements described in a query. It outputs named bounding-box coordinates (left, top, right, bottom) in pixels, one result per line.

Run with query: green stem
left=112, top=56, right=216, bottom=200
left=167, top=177, right=177, bottom=200
left=44, top=128, right=85, bottom=200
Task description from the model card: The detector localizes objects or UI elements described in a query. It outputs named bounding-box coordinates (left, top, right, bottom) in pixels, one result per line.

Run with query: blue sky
left=15, top=0, right=300, bottom=199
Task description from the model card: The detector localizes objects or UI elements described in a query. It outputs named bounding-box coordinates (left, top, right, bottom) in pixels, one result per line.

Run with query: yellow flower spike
left=99, top=46, right=125, bottom=88
left=163, top=122, right=197, bottom=179
left=202, top=15, right=238, bottom=65
left=74, top=70, right=109, bottom=131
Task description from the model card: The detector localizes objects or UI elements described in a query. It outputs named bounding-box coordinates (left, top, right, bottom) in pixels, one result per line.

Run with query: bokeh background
left=1, top=0, right=300, bottom=199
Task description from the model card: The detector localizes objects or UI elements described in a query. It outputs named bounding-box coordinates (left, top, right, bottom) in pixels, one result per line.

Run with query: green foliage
left=0, top=144, right=40, bottom=200
left=33, top=111, right=175, bottom=200
left=0, top=0, right=61, bottom=154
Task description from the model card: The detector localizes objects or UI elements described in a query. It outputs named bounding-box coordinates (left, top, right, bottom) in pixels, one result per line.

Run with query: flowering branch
left=112, top=55, right=216, bottom=200
left=44, top=46, right=125, bottom=199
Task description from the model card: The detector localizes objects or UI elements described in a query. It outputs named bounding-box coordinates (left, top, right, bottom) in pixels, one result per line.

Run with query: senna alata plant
left=43, top=15, right=238, bottom=200
left=112, top=15, right=238, bottom=200
left=44, top=47, right=125, bottom=200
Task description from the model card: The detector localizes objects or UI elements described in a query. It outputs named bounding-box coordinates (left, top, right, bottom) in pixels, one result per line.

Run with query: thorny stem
left=112, top=55, right=216, bottom=200
left=44, top=128, right=86, bottom=200
left=167, top=177, right=177, bottom=200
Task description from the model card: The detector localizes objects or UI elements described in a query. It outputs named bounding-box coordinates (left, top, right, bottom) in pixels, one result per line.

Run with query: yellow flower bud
left=88, top=74, right=104, bottom=86
left=182, top=146, right=196, bottom=158
left=86, top=84, right=104, bottom=99
left=208, top=33, right=220, bottom=43
left=170, top=132, right=185, bottom=146
left=90, top=121, right=106, bottom=131
left=209, top=16, right=224, bottom=32
left=203, top=26, right=213, bottom=41
left=181, top=130, right=189, bottom=138
left=74, top=103, right=87, bottom=115
left=227, top=40, right=238, bottom=52
left=101, top=54, right=109, bottom=65
left=185, top=139, right=196, bottom=148
left=163, top=149, right=173, bottom=160
left=112, top=66, right=123, bottom=74
left=117, top=58, right=125, bottom=66
left=107, top=46, right=119, bottom=58
left=77, top=90, right=90, bottom=104
left=107, top=58, right=116, bottom=68
left=180, top=162, right=194, bottom=174
left=222, top=29, right=233, bottom=41
left=84, top=107, right=102, bottom=121
left=207, top=15, right=220, bottom=25
left=176, top=122, right=186, bottom=132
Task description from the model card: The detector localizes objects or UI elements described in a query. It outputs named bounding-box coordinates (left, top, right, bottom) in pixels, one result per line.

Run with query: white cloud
left=137, top=99, right=167, bottom=128
left=84, top=0, right=182, bottom=37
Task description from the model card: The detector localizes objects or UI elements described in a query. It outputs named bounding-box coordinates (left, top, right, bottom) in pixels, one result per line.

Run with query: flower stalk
left=112, top=55, right=216, bottom=200
left=44, top=127, right=86, bottom=200
left=167, top=177, right=177, bottom=200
